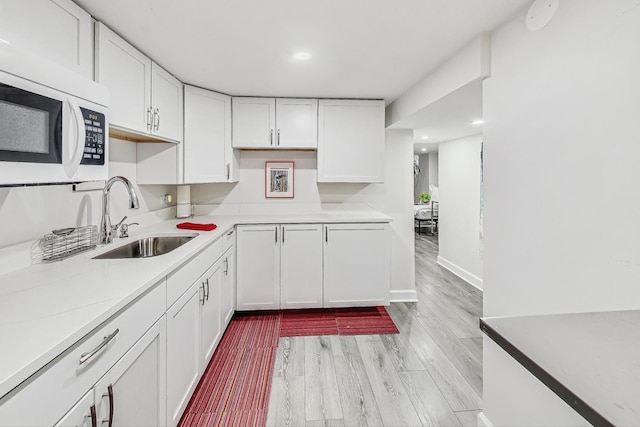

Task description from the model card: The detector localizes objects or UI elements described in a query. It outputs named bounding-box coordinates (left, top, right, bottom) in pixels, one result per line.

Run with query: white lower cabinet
left=323, top=223, right=390, bottom=307
left=93, top=317, right=167, bottom=427
left=236, top=225, right=281, bottom=310
left=55, top=390, right=95, bottom=427
left=200, top=259, right=223, bottom=367
left=236, top=223, right=390, bottom=311
left=221, top=229, right=236, bottom=325
left=166, top=281, right=201, bottom=426
left=280, top=224, right=323, bottom=309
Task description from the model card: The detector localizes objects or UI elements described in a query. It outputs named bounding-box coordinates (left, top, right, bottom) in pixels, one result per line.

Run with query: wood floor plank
left=379, top=333, right=425, bottom=372
left=333, top=336, right=384, bottom=427
left=306, top=419, right=346, bottom=427
left=393, top=304, right=483, bottom=411
left=460, top=337, right=483, bottom=364
left=397, top=370, right=462, bottom=427
left=274, top=336, right=305, bottom=378
left=305, top=336, right=344, bottom=421
left=266, top=375, right=305, bottom=427
left=417, top=285, right=482, bottom=338
left=416, top=315, right=483, bottom=397
left=455, top=410, right=481, bottom=427
left=356, top=340, right=423, bottom=426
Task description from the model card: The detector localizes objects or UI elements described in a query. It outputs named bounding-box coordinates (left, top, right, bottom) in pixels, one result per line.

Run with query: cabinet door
left=232, top=97, right=276, bottom=148
left=323, top=223, right=390, bottom=307
left=236, top=225, right=280, bottom=310
left=275, top=98, right=318, bottom=148
left=94, top=317, right=167, bottom=427
left=221, top=246, right=236, bottom=326
left=0, top=0, right=93, bottom=78
left=151, top=62, right=183, bottom=142
left=54, top=390, right=95, bottom=427
left=280, top=224, right=323, bottom=309
left=184, top=86, right=230, bottom=183
left=200, top=259, right=223, bottom=367
left=317, top=99, right=385, bottom=183
left=166, top=283, right=201, bottom=426
left=96, top=22, right=152, bottom=134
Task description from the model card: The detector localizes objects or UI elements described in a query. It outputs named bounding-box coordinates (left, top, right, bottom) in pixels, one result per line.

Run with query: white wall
left=0, top=138, right=174, bottom=249
left=191, top=130, right=417, bottom=299
left=483, top=0, right=640, bottom=423
left=437, top=134, right=483, bottom=288
left=428, top=152, right=439, bottom=187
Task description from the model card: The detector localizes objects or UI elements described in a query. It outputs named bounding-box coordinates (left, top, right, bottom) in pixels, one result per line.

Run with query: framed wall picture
left=265, top=161, right=294, bottom=198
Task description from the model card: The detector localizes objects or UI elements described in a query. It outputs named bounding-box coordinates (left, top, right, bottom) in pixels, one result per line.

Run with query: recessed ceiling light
left=293, top=52, right=311, bottom=61
left=420, top=136, right=429, bottom=140
left=471, top=120, right=485, bottom=125
left=421, top=148, right=427, bottom=152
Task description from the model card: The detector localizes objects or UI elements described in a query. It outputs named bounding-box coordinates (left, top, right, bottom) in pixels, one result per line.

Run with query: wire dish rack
left=32, top=225, right=98, bottom=263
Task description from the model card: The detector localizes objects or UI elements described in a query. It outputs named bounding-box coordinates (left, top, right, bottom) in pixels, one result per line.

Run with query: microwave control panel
left=80, top=107, right=106, bottom=165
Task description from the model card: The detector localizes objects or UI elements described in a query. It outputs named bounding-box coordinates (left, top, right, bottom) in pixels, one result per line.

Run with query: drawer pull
left=79, top=329, right=119, bottom=364
left=226, top=229, right=234, bottom=236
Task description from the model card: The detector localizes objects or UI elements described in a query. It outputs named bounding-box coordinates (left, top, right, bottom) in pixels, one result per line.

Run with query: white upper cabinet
left=317, top=99, right=385, bottom=183
left=95, top=22, right=182, bottom=143
left=95, top=22, right=151, bottom=134
left=184, top=86, right=237, bottom=183
left=232, top=97, right=276, bottom=148
left=232, top=97, right=318, bottom=149
left=275, top=98, right=318, bottom=148
left=151, top=63, right=183, bottom=143
left=0, top=0, right=93, bottom=78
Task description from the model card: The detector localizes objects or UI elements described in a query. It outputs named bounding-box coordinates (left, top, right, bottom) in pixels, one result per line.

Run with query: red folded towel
left=177, top=222, right=217, bottom=231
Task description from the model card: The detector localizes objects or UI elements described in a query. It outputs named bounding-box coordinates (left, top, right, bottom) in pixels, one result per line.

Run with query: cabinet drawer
left=0, top=279, right=166, bottom=427
left=222, top=227, right=235, bottom=252
left=167, top=239, right=222, bottom=308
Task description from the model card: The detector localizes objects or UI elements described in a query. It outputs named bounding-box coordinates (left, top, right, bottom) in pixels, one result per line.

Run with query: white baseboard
left=389, top=289, right=418, bottom=302
left=436, top=256, right=483, bottom=291
left=477, top=412, right=493, bottom=427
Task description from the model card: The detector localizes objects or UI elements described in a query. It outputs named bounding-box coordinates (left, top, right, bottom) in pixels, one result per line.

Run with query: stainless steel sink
left=93, top=235, right=197, bottom=259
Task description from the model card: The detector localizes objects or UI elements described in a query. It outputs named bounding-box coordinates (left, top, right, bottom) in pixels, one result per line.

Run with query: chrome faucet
left=99, top=176, right=140, bottom=244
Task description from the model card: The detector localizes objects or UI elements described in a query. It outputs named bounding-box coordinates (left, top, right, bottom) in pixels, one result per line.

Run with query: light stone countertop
left=0, top=208, right=390, bottom=399
left=481, top=310, right=640, bottom=426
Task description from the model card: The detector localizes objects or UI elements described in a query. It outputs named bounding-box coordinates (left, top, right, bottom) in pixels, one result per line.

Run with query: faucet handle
left=112, top=216, right=128, bottom=231
left=119, top=222, right=139, bottom=238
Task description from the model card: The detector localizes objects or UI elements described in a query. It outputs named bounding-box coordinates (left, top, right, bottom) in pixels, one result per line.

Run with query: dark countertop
left=481, top=310, right=640, bottom=426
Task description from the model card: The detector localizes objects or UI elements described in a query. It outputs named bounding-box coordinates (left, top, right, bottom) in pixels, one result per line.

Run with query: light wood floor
left=266, top=233, right=484, bottom=427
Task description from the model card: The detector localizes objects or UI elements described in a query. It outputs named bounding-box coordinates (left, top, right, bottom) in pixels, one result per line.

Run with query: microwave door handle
left=62, top=98, right=86, bottom=179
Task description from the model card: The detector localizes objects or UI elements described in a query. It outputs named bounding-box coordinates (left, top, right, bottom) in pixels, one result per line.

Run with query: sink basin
left=93, top=235, right=197, bottom=259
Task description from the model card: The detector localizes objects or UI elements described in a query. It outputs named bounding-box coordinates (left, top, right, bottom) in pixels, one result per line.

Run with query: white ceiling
left=389, top=79, right=484, bottom=154
left=75, top=0, right=528, bottom=103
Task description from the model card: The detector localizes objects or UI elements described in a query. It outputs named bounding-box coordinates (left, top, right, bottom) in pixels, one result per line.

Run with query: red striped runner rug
left=179, top=306, right=397, bottom=427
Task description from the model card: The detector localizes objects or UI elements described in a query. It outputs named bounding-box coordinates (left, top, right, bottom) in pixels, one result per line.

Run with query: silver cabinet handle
left=205, top=278, right=210, bottom=302
left=200, top=283, right=205, bottom=305
left=270, top=129, right=273, bottom=146
left=223, top=257, right=228, bottom=275
left=226, top=229, right=234, bottom=236
left=153, top=108, right=160, bottom=132
left=226, top=163, right=230, bottom=180
left=282, top=226, right=285, bottom=244
left=275, top=227, right=278, bottom=244
left=102, top=384, right=114, bottom=427
left=79, top=329, right=119, bottom=364
left=325, top=226, right=328, bottom=243
left=146, top=108, right=153, bottom=132
left=277, top=129, right=280, bottom=146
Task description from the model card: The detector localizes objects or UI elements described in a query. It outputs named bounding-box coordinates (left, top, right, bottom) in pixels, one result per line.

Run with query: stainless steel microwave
left=0, top=41, right=110, bottom=186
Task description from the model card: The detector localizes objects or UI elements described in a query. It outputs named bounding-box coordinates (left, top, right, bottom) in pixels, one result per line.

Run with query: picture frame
left=265, top=161, right=294, bottom=198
